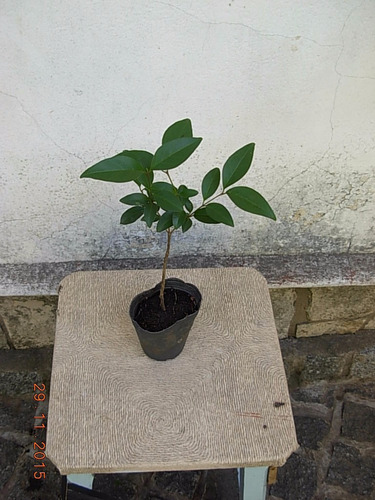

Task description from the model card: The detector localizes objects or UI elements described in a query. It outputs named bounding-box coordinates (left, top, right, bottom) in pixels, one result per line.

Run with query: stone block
left=295, top=286, right=375, bottom=337
left=280, top=353, right=305, bottom=390
left=324, top=485, right=368, bottom=500
left=0, top=395, right=36, bottom=434
left=0, top=347, right=53, bottom=379
left=308, top=286, right=375, bottom=322
left=269, top=289, right=297, bottom=339
left=342, top=394, right=375, bottom=442
left=5, top=452, right=62, bottom=499
left=296, top=318, right=371, bottom=337
left=294, top=415, right=330, bottom=450
left=344, top=381, right=375, bottom=399
left=327, top=441, right=375, bottom=496
left=365, top=317, right=375, bottom=329
left=0, top=371, right=42, bottom=396
left=0, top=296, right=57, bottom=349
left=93, top=473, right=140, bottom=499
left=151, top=471, right=201, bottom=498
left=281, top=331, right=375, bottom=386
left=350, top=347, right=375, bottom=380
left=291, top=382, right=334, bottom=407
left=0, top=324, right=9, bottom=349
left=202, top=469, right=240, bottom=500
left=269, top=452, right=317, bottom=500
left=0, top=436, right=24, bottom=488
left=67, top=489, right=100, bottom=500
left=301, top=354, right=351, bottom=384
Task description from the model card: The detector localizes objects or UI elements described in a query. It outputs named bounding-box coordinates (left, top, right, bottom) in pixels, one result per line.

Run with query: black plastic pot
left=129, top=278, right=202, bottom=361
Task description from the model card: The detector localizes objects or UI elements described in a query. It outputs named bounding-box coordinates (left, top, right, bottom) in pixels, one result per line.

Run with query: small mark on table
left=274, top=402, right=285, bottom=408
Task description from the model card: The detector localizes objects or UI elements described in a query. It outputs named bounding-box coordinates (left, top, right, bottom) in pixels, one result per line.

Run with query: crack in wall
left=321, top=0, right=366, bottom=164
left=106, top=96, right=156, bottom=157
left=269, top=164, right=312, bottom=203
left=0, top=217, right=45, bottom=226
left=0, top=90, right=117, bottom=228
left=155, top=1, right=342, bottom=48
left=0, top=90, right=86, bottom=165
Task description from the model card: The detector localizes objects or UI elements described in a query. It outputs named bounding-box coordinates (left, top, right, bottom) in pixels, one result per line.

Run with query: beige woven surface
left=46, top=268, right=298, bottom=474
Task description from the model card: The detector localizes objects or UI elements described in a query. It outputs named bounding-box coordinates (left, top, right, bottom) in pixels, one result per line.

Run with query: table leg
left=61, top=475, right=67, bottom=500
left=239, top=467, right=268, bottom=500
left=67, top=473, right=94, bottom=489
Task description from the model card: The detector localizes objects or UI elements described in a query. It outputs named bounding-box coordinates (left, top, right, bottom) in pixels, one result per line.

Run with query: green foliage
left=119, top=193, right=148, bottom=206
left=222, top=143, right=255, bottom=189
left=120, top=206, right=144, bottom=225
left=151, top=182, right=184, bottom=212
left=202, top=168, right=220, bottom=200
left=80, top=155, right=144, bottom=183
left=157, top=211, right=174, bottom=232
left=162, top=118, right=193, bottom=144
left=81, top=118, right=276, bottom=238
left=118, top=150, right=153, bottom=170
left=151, top=137, right=202, bottom=171
left=226, top=186, right=276, bottom=221
left=193, top=208, right=220, bottom=224
left=205, top=203, right=234, bottom=227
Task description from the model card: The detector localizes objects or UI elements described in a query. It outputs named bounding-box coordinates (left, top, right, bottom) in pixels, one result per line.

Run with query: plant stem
left=160, top=228, right=173, bottom=311
left=163, top=170, right=177, bottom=189
left=188, top=190, right=226, bottom=218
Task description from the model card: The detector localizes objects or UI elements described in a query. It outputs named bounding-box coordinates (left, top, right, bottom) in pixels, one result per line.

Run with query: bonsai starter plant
left=81, top=118, right=276, bottom=361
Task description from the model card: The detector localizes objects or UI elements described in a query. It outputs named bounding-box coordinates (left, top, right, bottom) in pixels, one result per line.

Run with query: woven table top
left=46, top=267, right=298, bottom=474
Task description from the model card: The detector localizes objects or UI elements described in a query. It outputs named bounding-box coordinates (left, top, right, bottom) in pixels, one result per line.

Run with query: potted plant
left=80, top=119, right=276, bottom=361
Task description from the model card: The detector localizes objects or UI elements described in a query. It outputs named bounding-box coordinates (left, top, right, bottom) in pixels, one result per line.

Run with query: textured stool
left=46, top=268, right=298, bottom=499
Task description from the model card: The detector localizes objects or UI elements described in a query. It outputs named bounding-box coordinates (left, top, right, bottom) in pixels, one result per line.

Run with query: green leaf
left=184, top=199, right=193, bottom=212
left=178, top=185, right=199, bottom=198
left=117, top=151, right=154, bottom=187
left=182, top=218, right=192, bottom=233
left=194, top=208, right=220, bottom=224
left=226, top=186, right=276, bottom=220
left=151, top=137, right=202, bottom=171
left=120, top=206, right=143, bottom=225
left=162, top=118, right=193, bottom=144
left=151, top=182, right=184, bottom=212
left=138, top=170, right=154, bottom=189
left=143, top=202, right=159, bottom=228
left=118, top=150, right=153, bottom=170
left=222, top=143, right=255, bottom=189
left=172, top=211, right=187, bottom=229
left=119, top=193, right=149, bottom=206
left=80, top=155, right=143, bottom=183
left=156, top=211, right=174, bottom=232
left=205, top=203, right=234, bottom=226
left=202, top=167, right=220, bottom=200
left=141, top=214, right=159, bottom=223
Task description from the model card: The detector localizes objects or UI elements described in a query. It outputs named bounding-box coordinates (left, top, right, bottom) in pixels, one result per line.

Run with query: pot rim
left=129, top=277, right=202, bottom=334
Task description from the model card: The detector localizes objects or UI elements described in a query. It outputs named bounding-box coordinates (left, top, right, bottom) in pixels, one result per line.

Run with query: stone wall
left=1, top=285, right=374, bottom=348
left=0, top=286, right=374, bottom=499
left=269, top=330, right=375, bottom=500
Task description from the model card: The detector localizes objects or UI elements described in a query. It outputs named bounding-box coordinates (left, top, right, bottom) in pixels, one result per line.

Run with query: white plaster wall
left=1, top=0, right=374, bottom=265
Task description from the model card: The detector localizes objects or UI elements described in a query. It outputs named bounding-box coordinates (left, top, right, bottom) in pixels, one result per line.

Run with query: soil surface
left=134, top=287, right=199, bottom=332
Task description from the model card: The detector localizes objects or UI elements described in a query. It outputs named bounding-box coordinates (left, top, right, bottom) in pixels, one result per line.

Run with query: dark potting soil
left=134, top=287, right=199, bottom=332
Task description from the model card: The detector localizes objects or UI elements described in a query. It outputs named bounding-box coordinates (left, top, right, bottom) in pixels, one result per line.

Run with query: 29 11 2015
left=33, top=383, right=47, bottom=480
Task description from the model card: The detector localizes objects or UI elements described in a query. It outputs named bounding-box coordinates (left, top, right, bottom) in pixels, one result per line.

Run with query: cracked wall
left=1, top=0, right=374, bottom=266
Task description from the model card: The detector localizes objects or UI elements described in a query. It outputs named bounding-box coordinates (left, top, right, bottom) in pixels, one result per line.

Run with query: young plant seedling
left=81, top=118, right=276, bottom=310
